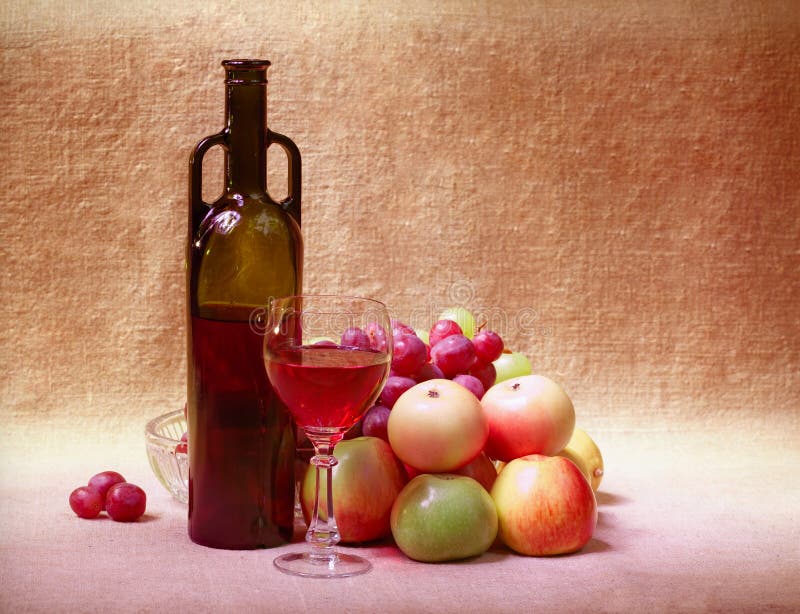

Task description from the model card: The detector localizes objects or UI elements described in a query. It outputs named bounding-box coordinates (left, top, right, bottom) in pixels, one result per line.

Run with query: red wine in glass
left=266, top=345, right=389, bottom=429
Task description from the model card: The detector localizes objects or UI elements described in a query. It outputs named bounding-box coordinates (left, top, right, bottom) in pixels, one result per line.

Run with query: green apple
left=300, top=436, right=407, bottom=543
left=438, top=307, right=476, bottom=339
left=491, top=454, right=596, bottom=556
left=391, top=474, right=498, bottom=562
left=492, top=350, right=532, bottom=383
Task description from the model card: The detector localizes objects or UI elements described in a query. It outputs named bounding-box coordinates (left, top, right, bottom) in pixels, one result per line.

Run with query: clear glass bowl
left=145, top=409, right=188, bottom=504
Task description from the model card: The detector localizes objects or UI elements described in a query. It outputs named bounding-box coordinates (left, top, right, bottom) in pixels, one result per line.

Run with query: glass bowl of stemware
left=145, top=408, right=189, bottom=504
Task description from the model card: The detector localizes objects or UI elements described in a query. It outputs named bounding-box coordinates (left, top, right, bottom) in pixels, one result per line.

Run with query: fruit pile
left=301, top=308, right=605, bottom=563
left=68, top=471, right=147, bottom=522
left=360, top=307, right=506, bottom=440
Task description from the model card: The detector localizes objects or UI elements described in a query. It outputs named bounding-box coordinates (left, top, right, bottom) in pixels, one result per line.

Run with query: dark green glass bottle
left=186, top=60, right=302, bottom=549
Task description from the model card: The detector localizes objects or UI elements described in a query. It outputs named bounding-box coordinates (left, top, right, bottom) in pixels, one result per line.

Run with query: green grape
left=416, top=329, right=430, bottom=345
left=493, top=351, right=532, bottom=383
left=308, top=336, right=336, bottom=345
left=438, top=307, right=476, bottom=339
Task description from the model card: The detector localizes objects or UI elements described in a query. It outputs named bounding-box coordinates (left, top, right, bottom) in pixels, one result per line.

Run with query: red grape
left=380, top=375, right=417, bottom=409
left=362, top=404, right=391, bottom=441
left=341, top=327, right=371, bottom=350
left=391, top=319, right=415, bottom=336
left=175, top=431, right=188, bottom=454
left=365, top=321, right=388, bottom=352
left=88, top=471, right=126, bottom=510
left=430, top=334, right=476, bottom=378
left=391, top=333, right=428, bottom=377
left=343, top=419, right=363, bottom=439
left=69, top=486, right=103, bottom=519
left=106, top=483, right=147, bottom=522
left=429, top=319, right=463, bottom=347
left=452, top=374, right=485, bottom=399
left=469, top=361, right=497, bottom=391
left=414, top=362, right=445, bottom=382
left=472, top=330, right=504, bottom=364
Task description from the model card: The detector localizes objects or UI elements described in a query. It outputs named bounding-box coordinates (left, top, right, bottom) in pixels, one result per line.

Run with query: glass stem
left=305, top=433, right=342, bottom=561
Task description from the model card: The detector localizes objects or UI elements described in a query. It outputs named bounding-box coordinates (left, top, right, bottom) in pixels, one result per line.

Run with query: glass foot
left=274, top=551, right=372, bottom=578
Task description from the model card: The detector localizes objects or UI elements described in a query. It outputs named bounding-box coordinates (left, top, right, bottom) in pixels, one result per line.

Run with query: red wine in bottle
left=186, top=60, right=302, bottom=549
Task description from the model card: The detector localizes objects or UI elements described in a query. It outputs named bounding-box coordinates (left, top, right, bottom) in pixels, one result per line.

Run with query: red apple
left=388, top=379, right=488, bottom=473
left=300, top=436, right=407, bottom=543
left=452, top=452, right=497, bottom=492
left=491, top=454, right=597, bottom=556
left=481, top=374, right=575, bottom=461
left=403, top=451, right=498, bottom=493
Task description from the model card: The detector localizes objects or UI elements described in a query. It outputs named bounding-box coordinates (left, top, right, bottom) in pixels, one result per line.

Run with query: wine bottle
left=186, top=59, right=302, bottom=549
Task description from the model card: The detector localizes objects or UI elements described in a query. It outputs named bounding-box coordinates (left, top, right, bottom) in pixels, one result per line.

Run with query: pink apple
left=388, top=379, right=488, bottom=473
left=491, top=454, right=597, bottom=556
left=481, top=374, right=575, bottom=461
left=300, top=436, right=407, bottom=543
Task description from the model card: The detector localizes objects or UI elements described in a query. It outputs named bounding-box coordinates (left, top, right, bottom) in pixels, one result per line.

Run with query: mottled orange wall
left=1, top=1, right=798, bottom=437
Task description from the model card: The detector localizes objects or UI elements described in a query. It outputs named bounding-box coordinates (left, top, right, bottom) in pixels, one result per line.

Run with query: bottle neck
left=224, top=78, right=267, bottom=196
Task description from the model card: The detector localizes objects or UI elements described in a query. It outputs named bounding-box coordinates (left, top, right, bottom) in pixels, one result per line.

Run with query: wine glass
left=263, top=295, right=392, bottom=578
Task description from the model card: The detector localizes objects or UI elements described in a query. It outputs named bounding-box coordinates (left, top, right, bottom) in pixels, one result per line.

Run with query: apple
left=481, top=374, right=575, bottom=461
left=391, top=474, right=498, bottom=562
left=300, top=436, right=407, bottom=543
left=558, top=427, right=604, bottom=491
left=404, top=451, right=498, bottom=493
left=493, top=350, right=532, bottom=383
left=451, top=451, right=497, bottom=492
left=388, top=379, right=488, bottom=473
left=491, top=454, right=596, bottom=556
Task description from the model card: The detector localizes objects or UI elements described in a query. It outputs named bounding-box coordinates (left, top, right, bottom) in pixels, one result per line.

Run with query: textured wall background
left=1, top=1, right=798, bottom=442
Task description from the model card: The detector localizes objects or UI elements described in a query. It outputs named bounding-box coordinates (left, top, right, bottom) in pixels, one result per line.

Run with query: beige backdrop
left=1, top=1, right=798, bottom=442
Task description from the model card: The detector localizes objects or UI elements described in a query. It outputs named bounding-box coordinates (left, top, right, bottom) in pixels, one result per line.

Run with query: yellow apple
left=388, top=379, right=488, bottom=473
left=558, top=427, right=604, bottom=491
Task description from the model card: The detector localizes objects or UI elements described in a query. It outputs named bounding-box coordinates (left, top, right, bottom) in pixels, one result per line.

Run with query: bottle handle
left=189, top=131, right=226, bottom=233
left=267, top=130, right=302, bottom=226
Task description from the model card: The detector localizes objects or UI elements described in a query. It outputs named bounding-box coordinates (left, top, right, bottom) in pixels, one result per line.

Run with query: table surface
left=1, top=419, right=798, bottom=613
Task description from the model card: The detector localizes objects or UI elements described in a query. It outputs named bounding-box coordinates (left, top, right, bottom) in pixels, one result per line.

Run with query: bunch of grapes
left=360, top=317, right=504, bottom=442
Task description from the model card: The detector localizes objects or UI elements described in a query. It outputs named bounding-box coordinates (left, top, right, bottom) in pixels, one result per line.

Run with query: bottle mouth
left=222, top=59, right=270, bottom=84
